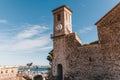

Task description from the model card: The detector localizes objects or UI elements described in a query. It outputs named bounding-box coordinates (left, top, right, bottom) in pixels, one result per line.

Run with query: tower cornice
left=52, top=5, right=72, bottom=14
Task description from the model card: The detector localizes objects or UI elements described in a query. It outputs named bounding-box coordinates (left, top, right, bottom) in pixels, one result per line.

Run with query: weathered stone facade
left=52, top=2, right=120, bottom=80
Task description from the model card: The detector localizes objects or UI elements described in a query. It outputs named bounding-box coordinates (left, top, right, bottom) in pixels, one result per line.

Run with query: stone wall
left=96, top=3, right=120, bottom=80
left=64, top=33, right=105, bottom=80
left=64, top=28, right=120, bottom=80
left=97, top=2, right=120, bottom=45
left=52, top=35, right=70, bottom=76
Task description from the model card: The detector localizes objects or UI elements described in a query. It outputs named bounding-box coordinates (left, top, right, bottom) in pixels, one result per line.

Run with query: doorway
left=57, top=64, right=63, bottom=80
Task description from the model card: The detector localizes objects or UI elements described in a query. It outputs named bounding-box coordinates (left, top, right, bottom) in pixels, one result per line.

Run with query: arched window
left=57, top=14, right=61, bottom=21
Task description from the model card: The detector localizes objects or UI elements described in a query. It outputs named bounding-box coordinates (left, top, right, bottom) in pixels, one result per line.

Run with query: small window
left=89, top=57, right=92, bottom=62
left=1, top=71, right=3, bottom=74
left=11, top=70, right=14, bottom=73
left=57, top=14, right=61, bottom=21
left=5, top=70, right=8, bottom=73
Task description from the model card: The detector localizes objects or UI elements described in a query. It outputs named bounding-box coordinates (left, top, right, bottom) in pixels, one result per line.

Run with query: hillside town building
left=0, top=66, right=19, bottom=80
left=52, top=2, right=120, bottom=80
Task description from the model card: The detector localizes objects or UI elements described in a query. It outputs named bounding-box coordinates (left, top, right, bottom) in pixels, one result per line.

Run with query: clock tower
left=52, top=5, right=72, bottom=37
left=52, top=5, right=72, bottom=79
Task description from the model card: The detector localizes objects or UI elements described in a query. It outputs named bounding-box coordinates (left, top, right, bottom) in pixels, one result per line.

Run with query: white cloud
left=0, top=19, right=7, bottom=24
left=40, top=46, right=52, bottom=51
left=16, top=25, right=48, bottom=40
left=11, top=35, right=50, bottom=51
left=79, top=26, right=93, bottom=33
left=0, top=24, right=52, bottom=54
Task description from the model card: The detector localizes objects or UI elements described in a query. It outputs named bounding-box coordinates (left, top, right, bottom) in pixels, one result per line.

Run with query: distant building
left=0, top=66, right=19, bottom=80
left=52, top=2, right=120, bottom=80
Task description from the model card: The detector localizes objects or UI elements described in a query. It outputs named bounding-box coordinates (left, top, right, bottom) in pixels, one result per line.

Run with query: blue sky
left=0, top=0, right=119, bottom=66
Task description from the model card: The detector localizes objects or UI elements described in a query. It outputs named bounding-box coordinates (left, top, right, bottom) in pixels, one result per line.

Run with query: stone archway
left=57, top=64, right=63, bottom=80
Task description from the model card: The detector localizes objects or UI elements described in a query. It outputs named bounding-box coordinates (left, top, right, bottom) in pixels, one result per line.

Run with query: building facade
left=52, top=3, right=120, bottom=80
left=0, top=66, right=19, bottom=80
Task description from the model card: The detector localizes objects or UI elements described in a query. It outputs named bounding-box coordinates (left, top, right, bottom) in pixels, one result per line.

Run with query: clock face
left=56, top=24, right=62, bottom=31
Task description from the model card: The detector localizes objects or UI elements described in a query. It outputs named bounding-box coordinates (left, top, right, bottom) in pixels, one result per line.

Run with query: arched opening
left=57, top=64, right=63, bottom=80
